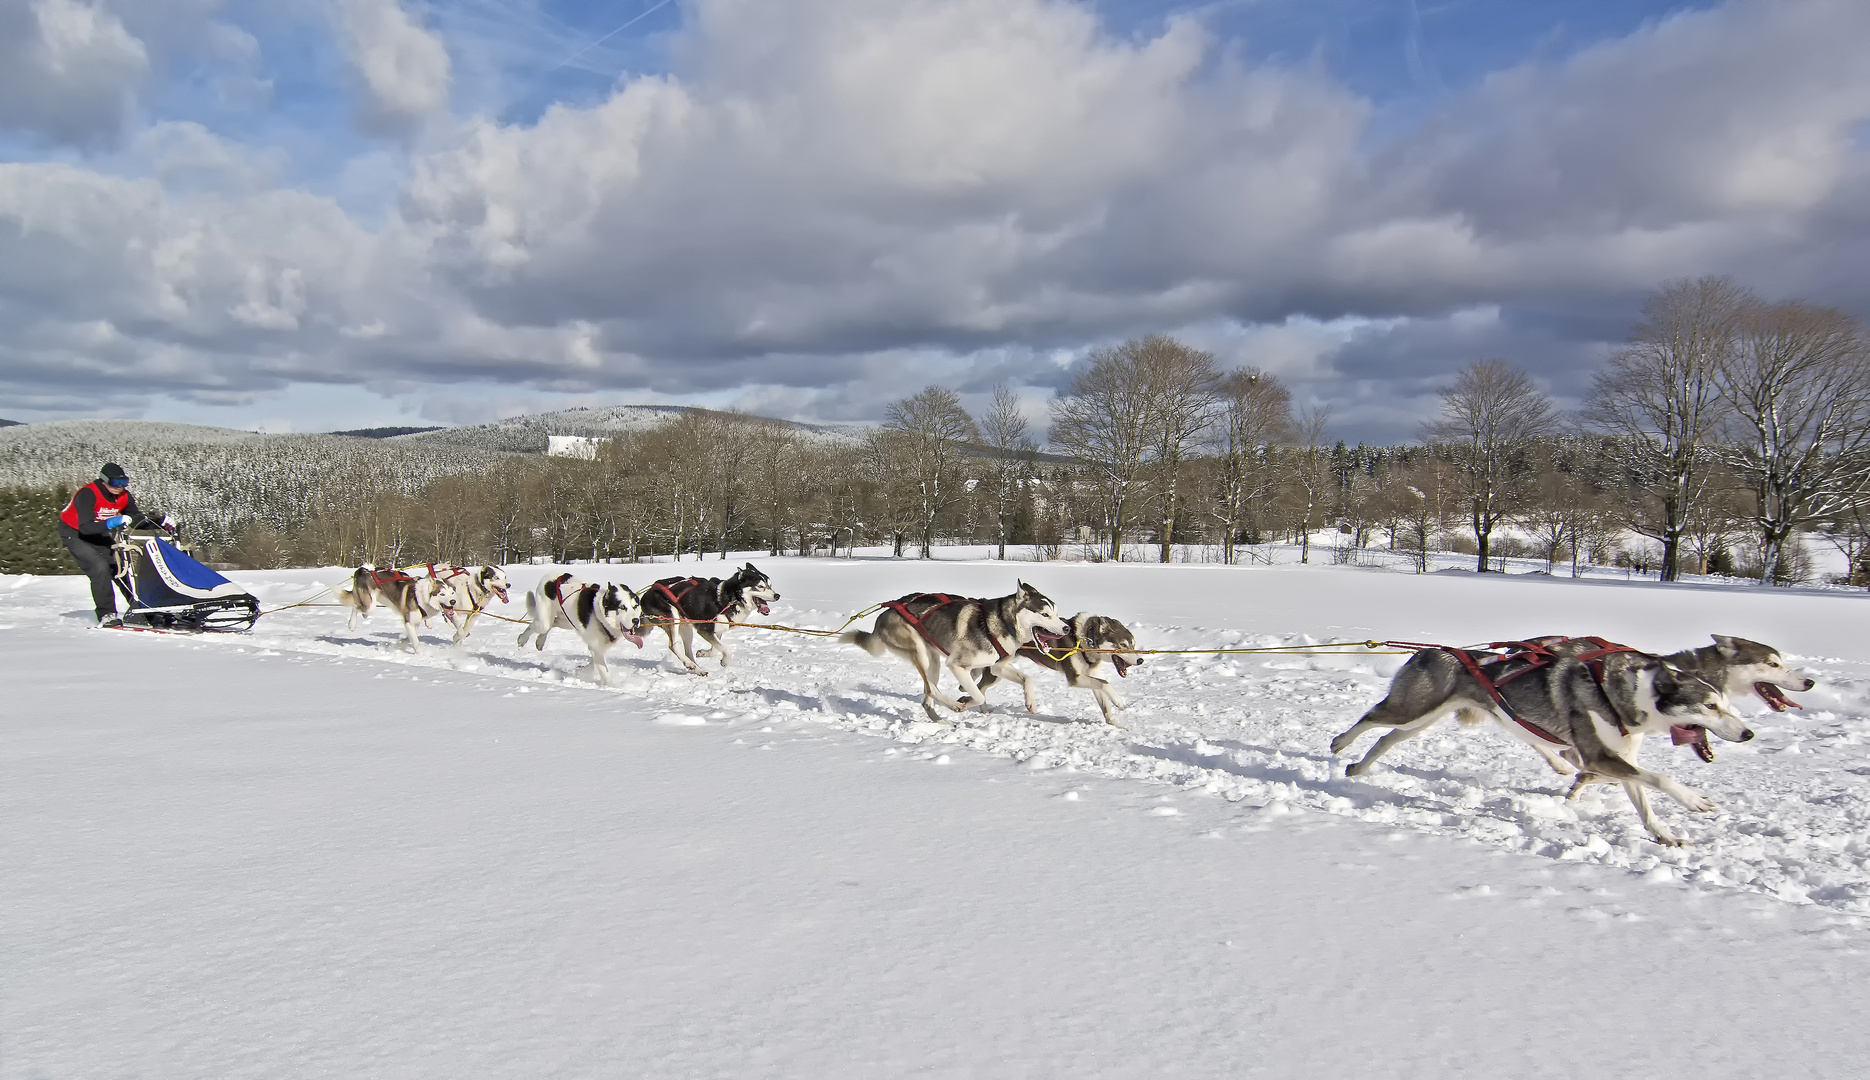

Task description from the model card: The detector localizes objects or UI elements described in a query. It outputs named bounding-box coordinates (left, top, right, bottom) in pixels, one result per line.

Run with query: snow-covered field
left=6, top=556, right=1870, bottom=1077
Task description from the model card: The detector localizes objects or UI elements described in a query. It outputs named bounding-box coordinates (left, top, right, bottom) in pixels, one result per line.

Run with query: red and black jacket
left=58, top=482, right=147, bottom=542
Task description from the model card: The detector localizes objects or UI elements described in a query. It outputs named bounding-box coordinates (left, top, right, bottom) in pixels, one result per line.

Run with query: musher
left=56, top=463, right=174, bottom=627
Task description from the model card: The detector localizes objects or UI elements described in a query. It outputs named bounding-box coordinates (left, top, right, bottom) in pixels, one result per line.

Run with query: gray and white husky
left=515, top=573, right=645, bottom=685
left=338, top=565, right=447, bottom=651
left=420, top=564, right=512, bottom=644
left=1331, top=646, right=1752, bottom=845
left=842, top=583, right=1069, bottom=724
left=963, top=613, right=1146, bottom=725
left=1505, top=634, right=1812, bottom=763
left=1658, top=634, right=1815, bottom=724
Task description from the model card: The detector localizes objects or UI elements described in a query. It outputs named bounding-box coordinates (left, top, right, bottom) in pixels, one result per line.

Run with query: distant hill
left=327, top=425, right=445, bottom=439
left=0, top=418, right=20, bottom=427
left=0, top=420, right=505, bottom=539
left=392, top=404, right=870, bottom=453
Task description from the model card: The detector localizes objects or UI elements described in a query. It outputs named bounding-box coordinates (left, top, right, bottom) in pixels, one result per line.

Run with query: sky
left=5, top=0, right=1866, bottom=443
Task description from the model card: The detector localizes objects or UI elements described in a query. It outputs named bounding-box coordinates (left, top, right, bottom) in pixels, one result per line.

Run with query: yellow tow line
left=267, top=582, right=1413, bottom=659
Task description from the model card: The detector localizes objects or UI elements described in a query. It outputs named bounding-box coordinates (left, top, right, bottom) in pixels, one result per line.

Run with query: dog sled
left=110, top=528, right=260, bottom=632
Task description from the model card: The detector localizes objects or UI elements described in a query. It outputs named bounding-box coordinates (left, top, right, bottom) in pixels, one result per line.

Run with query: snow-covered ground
left=6, top=556, right=1870, bottom=1077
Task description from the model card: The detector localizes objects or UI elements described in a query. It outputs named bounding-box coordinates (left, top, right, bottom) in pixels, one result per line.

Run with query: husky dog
left=1527, top=634, right=1813, bottom=763
left=1331, top=646, right=1752, bottom=845
left=420, top=564, right=512, bottom=644
left=1662, top=634, right=1815, bottom=720
left=963, top=613, right=1146, bottom=725
left=340, top=564, right=447, bottom=651
left=842, top=584, right=1070, bottom=724
left=636, top=564, right=779, bottom=674
left=515, top=573, right=645, bottom=685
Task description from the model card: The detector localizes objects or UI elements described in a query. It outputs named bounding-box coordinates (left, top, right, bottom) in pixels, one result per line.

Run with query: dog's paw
left=1328, top=733, right=1355, bottom=755
left=1344, top=759, right=1372, bottom=778
left=1660, top=779, right=1717, bottom=813
left=697, top=648, right=715, bottom=657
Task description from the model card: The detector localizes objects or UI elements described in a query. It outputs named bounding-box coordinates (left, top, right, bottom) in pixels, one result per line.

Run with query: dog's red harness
left=544, top=575, right=619, bottom=643
left=1384, top=636, right=1642, bottom=744
left=362, top=567, right=415, bottom=588
left=883, top=594, right=1011, bottom=661
left=652, top=578, right=701, bottom=609
left=424, top=563, right=469, bottom=625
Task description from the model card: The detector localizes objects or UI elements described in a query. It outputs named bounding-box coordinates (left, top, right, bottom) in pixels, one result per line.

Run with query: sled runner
left=111, top=530, right=260, bottom=632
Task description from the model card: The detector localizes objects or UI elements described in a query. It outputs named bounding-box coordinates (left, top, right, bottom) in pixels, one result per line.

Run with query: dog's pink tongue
left=1672, top=725, right=1716, bottom=763
left=756, top=600, right=770, bottom=615
left=1755, top=682, right=1800, bottom=711
left=626, top=632, right=644, bottom=648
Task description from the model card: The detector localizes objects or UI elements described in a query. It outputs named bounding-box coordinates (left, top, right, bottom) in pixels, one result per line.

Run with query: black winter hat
left=100, top=462, right=127, bottom=481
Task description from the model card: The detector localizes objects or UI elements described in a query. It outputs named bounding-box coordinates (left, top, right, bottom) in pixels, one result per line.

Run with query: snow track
left=14, top=557, right=1870, bottom=915
left=9, top=555, right=1870, bottom=1077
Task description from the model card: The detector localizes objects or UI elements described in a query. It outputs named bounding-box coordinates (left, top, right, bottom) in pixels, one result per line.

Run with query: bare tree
left=1050, top=340, right=1159, bottom=560
left=1716, top=301, right=1870, bottom=584
left=882, top=386, right=979, bottom=558
left=1138, top=340, right=1221, bottom=562
left=1521, top=453, right=1601, bottom=575
left=1422, top=359, right=1558, bottom=571
left=747, top=423, right=805, bottom=556
left=1570, top=501, right=1623, bottom=576
left=1586, top=276, right=1750, bottom=581
left=1680, top=482, right=1747, bottom=577
left=1286, top=406, right=1333, bottom=563
left=1384, top=455, right=1455, bottom=574
left=977, top=384, right=1036, bottom=561
left=1819, top=502, right=1870, bottom=587
left=1209, top=368, right=1293, bottom=563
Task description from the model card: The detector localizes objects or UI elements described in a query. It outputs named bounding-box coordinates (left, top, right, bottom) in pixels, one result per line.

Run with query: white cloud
left=336, top=0, right=452, bottom=136
left=11, top=0, right=1870, bottom=441
left=0, top=0, right=147, bottom=142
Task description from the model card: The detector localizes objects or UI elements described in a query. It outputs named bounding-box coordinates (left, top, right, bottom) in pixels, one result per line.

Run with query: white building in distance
left=546, top=435, right=605, bottom=460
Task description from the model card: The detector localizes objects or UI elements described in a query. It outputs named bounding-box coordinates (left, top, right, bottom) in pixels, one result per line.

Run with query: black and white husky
left=515, top=573, right=645, bottom=685
left=963, top=613, right=1146, bottom=726
left=636, top=563, right=779, bottom=674
left=419, top=564, right=511, bottom=644
left=842, top=583, right=1069, bottom=724
left=338, top=565, right=447, bottom=651
left=1331, top=644, right=1752, bottom=845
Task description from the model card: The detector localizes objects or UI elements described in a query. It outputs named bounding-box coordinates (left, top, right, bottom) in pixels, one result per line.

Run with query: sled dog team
left=335, top=562, right=1816, bottom=846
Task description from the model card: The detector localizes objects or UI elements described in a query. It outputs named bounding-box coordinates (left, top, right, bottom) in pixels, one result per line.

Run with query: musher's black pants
left=58, top=523, right=123, bottom=620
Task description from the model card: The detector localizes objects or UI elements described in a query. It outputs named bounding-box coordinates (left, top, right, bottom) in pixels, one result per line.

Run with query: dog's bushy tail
left=840, top=629, right=886, bottom=656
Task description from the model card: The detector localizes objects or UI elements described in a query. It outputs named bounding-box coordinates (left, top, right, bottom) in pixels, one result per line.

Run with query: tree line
left=5, top=276, right=1867, bottom=586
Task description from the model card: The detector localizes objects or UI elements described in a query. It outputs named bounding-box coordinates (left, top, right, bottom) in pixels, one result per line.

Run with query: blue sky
left=2, top=0, right=1859, bottom=442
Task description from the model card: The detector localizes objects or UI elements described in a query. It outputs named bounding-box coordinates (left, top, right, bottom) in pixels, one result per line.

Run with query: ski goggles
left=105, top=477, right=129, bottom=487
